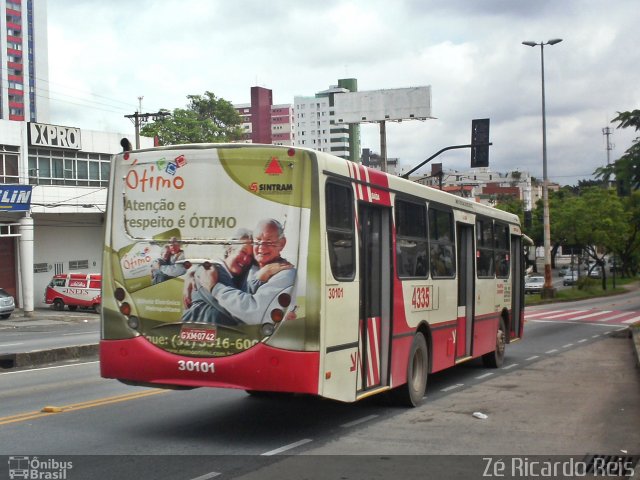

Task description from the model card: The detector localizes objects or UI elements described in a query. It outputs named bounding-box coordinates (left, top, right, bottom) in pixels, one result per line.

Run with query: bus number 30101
left=411, top=286, right=431, bottom=311
left=178, top=360, right=215, bottom=373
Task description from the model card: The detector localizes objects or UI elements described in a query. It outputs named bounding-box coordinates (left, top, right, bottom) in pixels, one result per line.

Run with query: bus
left=100, top=143, right=526, bottom=406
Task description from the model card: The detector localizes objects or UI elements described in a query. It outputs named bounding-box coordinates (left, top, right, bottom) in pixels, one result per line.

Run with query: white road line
left=0, top=343, right=24, bottom=347
left=541, top=310, right=589, bottom=319
left=503, top=363, right=519, bottom=370
left=545, top=349, right=558, bottom=354
left=529, top=319, right=621, bottom=328
left=524, top=310, right=566, bottom=319
left=341, top=414, right=379, bottom=428
left=570, top=310, right=612, bottom=320
left=592, top=334, right=601, bottom=338
left=525, top=355, right=539, bottom=361
left=261, top=439, right=313, bottom=456
left=603, top=312, right=639, bottom=322
left=62, top=332, right=95, bottom=336
left=475, top=373, right=494, bottom=380
left=622, top=316, right=640, bottom=324
left=0, top=361, right=98, bottom=375
left=441, top=383, right=464, bottom=392
left=189, top=472, right=221, bottom=480
left=577, top=339, right=587, bottom=343
left=562, top=343, right=574, bottom=348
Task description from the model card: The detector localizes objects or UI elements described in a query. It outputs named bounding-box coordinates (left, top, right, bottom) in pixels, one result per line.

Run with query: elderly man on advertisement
left=185, top=219, right=296, bottom=326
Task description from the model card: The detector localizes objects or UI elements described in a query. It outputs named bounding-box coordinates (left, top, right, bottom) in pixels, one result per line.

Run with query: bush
left=577, top=276, right=599, bottom=291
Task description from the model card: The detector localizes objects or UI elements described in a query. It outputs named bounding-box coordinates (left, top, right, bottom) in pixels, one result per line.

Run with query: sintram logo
left=248, top=182, right=293, bottom=194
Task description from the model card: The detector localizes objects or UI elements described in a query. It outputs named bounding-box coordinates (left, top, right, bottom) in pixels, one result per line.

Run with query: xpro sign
left=29, top=122, right=82, bottom=150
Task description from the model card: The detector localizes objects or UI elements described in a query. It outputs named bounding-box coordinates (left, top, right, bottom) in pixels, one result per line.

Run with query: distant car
left=588, top=266, right=603, bottom=279
left=0, top=288, right=15, bottom=319
left=559, top=265, right=571, bottom=277
left=563, top=271, right=579, bottom=286
left=524, top=276, right=545, bottom=294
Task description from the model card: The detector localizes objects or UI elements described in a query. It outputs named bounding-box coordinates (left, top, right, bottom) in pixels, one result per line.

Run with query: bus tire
left=482, top=318, right=506, bottom=368
left=68, top=305, right=78, bottom=311
left=392, top=332, right=428, bottom=407
left=94, top=304, right=101, bottom=314
left=53, top=299, right=65, bottom=311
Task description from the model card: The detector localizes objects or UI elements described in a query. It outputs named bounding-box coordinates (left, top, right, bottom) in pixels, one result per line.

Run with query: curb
left=631, top=322, right=640, bottom=370
left=0, top=344, right=99, bottom=370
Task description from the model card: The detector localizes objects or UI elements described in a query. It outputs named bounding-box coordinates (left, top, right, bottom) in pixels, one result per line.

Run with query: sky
left=45, top=0, right=639, bottom=186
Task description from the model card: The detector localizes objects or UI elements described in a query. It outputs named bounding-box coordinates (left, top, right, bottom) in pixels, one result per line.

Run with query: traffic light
left=471, top=118, right=490, bottom=168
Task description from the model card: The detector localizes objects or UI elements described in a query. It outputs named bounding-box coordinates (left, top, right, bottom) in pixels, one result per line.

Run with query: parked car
left=524, top=276, right=545, bottom=294
left=588, top=266, right=603, bottom=279
left=559, top=265, right=571, bottom=277
left=563, top=271, right=579, bottom=286
left=0, top=288, right=15, bottom=319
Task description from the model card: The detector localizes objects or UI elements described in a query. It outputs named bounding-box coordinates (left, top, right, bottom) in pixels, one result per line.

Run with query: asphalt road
left=0, top=314, right=637, bottom=479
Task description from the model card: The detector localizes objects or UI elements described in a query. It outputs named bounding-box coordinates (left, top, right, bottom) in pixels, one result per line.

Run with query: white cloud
left=46, top=0, right=640, bottom=185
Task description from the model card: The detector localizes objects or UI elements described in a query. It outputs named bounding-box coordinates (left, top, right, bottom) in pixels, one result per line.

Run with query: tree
left=594, top=109, right=640, bottom=194
left=141, top=91, right=244, bottom=145
left=552, top=187, right=628, bottom=289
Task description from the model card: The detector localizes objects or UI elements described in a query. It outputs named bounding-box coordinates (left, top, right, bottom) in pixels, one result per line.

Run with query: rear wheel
left=482, top=318, right=506, bottom=368
left=392, top=332, right=428, bottom=407
left=94, top=304, right=101, bottom=314
left=53, top=299, right=64, bottom=311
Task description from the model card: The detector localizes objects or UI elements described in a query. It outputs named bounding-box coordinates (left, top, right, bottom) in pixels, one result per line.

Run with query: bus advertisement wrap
left=103, top=146, right=313, bottom=358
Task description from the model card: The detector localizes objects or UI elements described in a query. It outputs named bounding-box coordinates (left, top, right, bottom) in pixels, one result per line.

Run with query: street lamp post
left=522, top=38, right=562, bottom=299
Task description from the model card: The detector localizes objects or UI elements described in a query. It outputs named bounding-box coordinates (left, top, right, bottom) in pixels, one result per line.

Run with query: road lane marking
left=441, top=383, right=464, bottom=392
left=525, top=356, right=539, bottom=361
left=503, top=364, right=518, bottom=370
left=475, top=373, right=494, bottom=380
left=0, top=343, right=24, bottom=347
left=261, top=439, right=313, bottom=456
left=562, top=343, right=574, bottom=349
left=189, top=472, right=221, bottom=480
left=0, top=361, right=99, bottom=376
left=541, top=310, right=589, bottom=319
left=545, top=349, right=558, bottom=354
left=0, top=389, right=167, bottom=426
left=571, top=310, right=612, bottom=320
left=622, top=316, right=640, bottom=324
left=524, top=310, right=566, bottom=319
left=341, top=414, right=379, bottom=428
left=578, top=339, right=587, bottom=343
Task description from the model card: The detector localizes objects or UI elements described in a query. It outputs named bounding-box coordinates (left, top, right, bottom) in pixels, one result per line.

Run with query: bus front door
left=510, top=235, right=524, bottom=339
left=357, top=204, right=392, bottom=392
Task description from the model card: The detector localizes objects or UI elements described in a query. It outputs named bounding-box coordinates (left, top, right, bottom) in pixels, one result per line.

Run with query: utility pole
left=124, top=109, right=170, bottom=149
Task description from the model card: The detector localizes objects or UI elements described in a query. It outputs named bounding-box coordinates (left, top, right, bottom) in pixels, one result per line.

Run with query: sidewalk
left=1, top=306, right=100, bottom=327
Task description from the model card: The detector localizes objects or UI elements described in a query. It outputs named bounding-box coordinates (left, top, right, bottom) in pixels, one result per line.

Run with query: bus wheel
left=94, top=304, right=101, bottom=314
left=68, top=305, right=78, bottom=311
left=482, top=318, right=506, bottom=368
left=53, top=299, right=65, bottom=311
left=392, top=332, right=428, bottom=407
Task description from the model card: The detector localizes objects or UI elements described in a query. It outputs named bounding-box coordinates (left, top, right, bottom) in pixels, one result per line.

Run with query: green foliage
left=594, top=110, right=640, bottom=193
left=140, top=91, right=244, bottom=145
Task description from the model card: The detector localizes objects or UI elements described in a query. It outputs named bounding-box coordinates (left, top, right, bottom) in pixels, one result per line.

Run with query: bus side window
left=476, top=218, right=495, bottom=278
left=495, top=223, right=510, bottom=278
left=326, top=182, right=355, bottom=281
left=429, top=208, right=456, bottom=278
left=395, top=199, right=428, bottom=278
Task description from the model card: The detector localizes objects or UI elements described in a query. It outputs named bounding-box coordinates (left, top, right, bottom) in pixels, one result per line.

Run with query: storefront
left=0, top=119, right=152, bottom=312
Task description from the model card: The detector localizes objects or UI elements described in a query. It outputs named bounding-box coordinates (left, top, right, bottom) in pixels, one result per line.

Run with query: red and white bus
left=100, top=144, right=526, bottom=406
left=45, top=273, right=102, bottom=312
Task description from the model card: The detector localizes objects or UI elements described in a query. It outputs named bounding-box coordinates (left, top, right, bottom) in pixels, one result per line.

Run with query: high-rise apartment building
left=1, top=0, right=49, bottom=122
left=235, top=86, right=295, bottom=146
left=294, top=78, right=360, bottom=161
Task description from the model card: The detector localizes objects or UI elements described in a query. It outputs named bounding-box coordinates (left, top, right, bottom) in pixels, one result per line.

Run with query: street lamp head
left=522, top=41, right=538, bottom=47
left=547, top=38, right=563, bottom=45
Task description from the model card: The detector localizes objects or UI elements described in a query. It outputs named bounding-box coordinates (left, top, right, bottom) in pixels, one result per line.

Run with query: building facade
left=0, top=119, right=152, bottom=311
left=1, top=0, right=49, bottom=122
left=235, top=86, right=295, bottom=146
left=294, top=78, right=360, bottom=161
